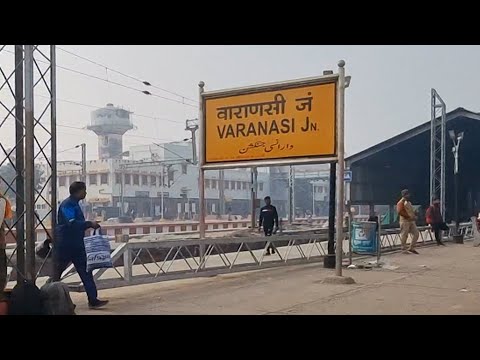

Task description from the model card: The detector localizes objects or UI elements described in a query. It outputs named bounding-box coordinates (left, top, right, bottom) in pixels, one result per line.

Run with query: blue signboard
left=344, top=171, right=352, bottom=182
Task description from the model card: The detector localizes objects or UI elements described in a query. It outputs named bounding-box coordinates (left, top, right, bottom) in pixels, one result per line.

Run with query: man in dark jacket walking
left=426, top=197, right=447, bottom=246
left=259, top=196, right=279, bottom=255
left=51, top=182, right=109, bottom=309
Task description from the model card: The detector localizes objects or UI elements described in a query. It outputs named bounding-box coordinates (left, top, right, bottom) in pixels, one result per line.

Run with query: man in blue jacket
left=51, top=181, right=108, bottom=309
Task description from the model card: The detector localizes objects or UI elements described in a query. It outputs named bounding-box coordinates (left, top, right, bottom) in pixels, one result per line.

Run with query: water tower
left=87, top=103, right=134, bottom=160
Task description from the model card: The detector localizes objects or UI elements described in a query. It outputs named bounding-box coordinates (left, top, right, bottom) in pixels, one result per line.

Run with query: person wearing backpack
left=51, top=181, right=108, bottom=309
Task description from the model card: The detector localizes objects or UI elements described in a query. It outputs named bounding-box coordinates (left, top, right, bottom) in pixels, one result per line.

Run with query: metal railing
left=59, top=221, right=474, bottom=291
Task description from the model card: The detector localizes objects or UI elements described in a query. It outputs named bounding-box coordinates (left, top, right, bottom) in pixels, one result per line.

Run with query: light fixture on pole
left=75, top=143, right=86, bottom=182
left=185, top=119, right=199, bottom=165
left=449, top=129, right=464, bottom=243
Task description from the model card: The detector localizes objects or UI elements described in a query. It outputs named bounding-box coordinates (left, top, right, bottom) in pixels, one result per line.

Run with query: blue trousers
left=52, top=243, right=98, bottom=304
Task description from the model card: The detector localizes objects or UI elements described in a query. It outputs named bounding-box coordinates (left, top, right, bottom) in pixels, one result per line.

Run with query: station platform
left=72, top=242, right=480, bottom=315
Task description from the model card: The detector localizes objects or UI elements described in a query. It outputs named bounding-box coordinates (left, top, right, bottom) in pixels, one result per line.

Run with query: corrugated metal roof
left=346, top=107, right=480, bottom=165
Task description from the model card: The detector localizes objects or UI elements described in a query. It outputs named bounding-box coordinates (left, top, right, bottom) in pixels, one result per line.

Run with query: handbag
left=83, top=227, right=113, bottom=272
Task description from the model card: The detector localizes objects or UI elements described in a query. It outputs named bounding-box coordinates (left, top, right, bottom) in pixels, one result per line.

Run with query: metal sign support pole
left=348, top=207, right=353, bottom=266
left=324, top=60, right=355, bottom=285
left=377, top=216, right=382, bottom=264
left=198, top=81, right=206, bottom=266
left=334, top=60, right=346, bottom=278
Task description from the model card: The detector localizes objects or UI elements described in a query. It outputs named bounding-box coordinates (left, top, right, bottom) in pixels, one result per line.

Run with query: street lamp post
left=185, top=119, right=199, bottom=165
left=449, top=129, right=464, bottom=242
left=310, top=182, right=316, bottom=217
left=250, top=167, right=258, bottom=229
left=75, top=143, right=86, bottom=182
left=160, top=164, right=165, bottom=220
left=74, top=143, right=86, bottom=215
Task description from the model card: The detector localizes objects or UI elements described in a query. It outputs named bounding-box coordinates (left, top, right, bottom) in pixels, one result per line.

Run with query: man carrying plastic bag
left=51, top=181, right=109, bottom=309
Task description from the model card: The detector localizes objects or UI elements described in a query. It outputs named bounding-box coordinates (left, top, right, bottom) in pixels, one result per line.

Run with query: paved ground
left=72, top=242, right=480, bottom=315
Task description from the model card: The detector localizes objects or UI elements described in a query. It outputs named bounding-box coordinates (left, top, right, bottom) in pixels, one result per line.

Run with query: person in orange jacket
left=396, top=189, right=420, bottom=254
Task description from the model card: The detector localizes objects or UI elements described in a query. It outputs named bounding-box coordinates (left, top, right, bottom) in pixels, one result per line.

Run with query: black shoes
left=88, top=299, right=109, bottom=309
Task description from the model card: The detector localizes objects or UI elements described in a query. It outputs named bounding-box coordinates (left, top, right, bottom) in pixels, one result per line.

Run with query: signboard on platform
left=344, top=170, right=352, bottom=182
left=198, top=62, right=349, bottom=277
left=202, top=78, right=337, bottom=166
left=351, top=221, right=378, bottom=254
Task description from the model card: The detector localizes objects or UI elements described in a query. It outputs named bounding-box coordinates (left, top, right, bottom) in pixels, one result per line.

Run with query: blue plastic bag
left=83, top=228, right=113, bottom=272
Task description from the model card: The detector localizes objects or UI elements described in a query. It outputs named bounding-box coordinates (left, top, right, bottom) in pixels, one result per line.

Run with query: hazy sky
left=2, top=45, right=480, bottom=162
